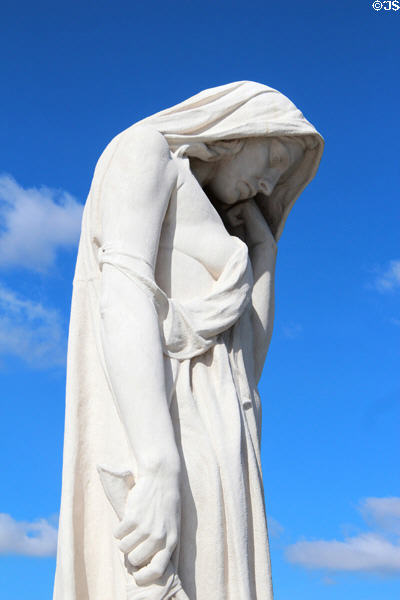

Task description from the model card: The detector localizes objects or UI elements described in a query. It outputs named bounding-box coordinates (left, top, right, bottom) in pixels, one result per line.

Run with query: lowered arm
left=99, top=126, right=181, bottom=585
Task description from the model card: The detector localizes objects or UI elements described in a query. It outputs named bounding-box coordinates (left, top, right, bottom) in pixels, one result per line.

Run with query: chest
left=156, top=159, right=243, bottom=301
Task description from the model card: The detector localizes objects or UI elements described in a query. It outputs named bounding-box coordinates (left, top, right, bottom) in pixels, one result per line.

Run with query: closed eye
left=269, top=140, right=290, bottom=169
left=269, top=152, right=282, bottom=168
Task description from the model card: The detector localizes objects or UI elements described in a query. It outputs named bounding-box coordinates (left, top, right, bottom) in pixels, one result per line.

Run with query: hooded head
left=134, top=81, right=324, bottom=240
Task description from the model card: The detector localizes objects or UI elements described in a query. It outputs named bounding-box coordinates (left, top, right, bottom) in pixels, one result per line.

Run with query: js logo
left=372, top=0, right=400, bottom=9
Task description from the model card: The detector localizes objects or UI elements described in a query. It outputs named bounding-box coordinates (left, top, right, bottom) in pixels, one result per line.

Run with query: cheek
left=268, top=166, right=287, bottom=187
left=209, top=175, right=239, bottom=204
left=213, top=165, right=238, bottom=192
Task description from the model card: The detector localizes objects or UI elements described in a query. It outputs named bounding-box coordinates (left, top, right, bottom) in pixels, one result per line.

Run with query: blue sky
left=0, top=1, right=399, bottom=599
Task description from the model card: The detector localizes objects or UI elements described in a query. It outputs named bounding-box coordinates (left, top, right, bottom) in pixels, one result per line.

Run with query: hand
left=225, top=199, right=276, bottom=249
left=222, top=202, right=246, bottom=242
left=114, top=470, right=180, bottom=586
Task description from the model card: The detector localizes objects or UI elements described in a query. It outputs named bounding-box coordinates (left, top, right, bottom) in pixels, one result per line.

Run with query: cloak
left=53, top=82, right=323, bottom=600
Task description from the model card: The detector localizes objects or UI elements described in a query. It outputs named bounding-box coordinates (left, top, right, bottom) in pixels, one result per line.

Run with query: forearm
left=100, top=266, right=180, bottom=478
left=249, top=237, right=277, bottom=381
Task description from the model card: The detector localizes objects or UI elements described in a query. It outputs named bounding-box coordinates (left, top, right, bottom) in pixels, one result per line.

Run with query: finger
left=134, top=548, right=171, bottom=586
left=239, top=200, right=253, bottom=216
left=226, top=213, right=244, bottom=228
left=128, top=536, right=164, bottom=568
left=226, top=205, right=244, bottom=226
left=119, top=529, right=147, bottom=554
left=231, top=215, right=244, bottom=227
left=114, top=517, right=138, bottom=540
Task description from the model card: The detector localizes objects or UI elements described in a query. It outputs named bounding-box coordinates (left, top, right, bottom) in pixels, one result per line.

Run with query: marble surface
left=53, top=81, right=323, bottom=600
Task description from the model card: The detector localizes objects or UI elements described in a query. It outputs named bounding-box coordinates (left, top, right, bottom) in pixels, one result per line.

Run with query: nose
left=258, top=178, right=275, bottom=196
left=258, top=170, right=283, bottom=196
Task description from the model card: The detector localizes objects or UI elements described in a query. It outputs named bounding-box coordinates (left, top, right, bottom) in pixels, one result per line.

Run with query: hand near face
left=224, top=199, right=276, bottom=249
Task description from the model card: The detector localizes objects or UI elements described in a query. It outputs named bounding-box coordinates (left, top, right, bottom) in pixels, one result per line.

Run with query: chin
left=221, top=188, right=242, bottom=205
left=208, top=182, right=240, bottom=206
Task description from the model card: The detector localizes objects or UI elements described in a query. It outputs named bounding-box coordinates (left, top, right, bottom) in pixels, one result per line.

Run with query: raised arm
left=98, top=126, right=180, bottom=585
left=226, top=199, right=277, bottom=382
left=248, top=220, right=277, bottom=382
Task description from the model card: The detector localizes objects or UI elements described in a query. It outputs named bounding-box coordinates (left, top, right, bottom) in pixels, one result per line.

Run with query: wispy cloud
left=370, top=260, right=400, bottom=293
left=268, top=516, right=284, bottom=539
left=0, top=513, right=57, bottom=557
left=0, top=284, right=66, bottom=367
left=282, top=322, right=303, bottom=339
left=0, top=174, right=82, bottom=272
left=286, top=496, right=400, bottom=576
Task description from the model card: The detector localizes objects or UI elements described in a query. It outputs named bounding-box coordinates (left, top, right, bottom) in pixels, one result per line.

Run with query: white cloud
left=0, top=174, right=83, bottom=271
left=360, top=497, right=400, bottom=535
left=0, top=513, right=57, bottom=557
left=0, top=284, right=66, bottom=367
left=286, top=533, right=400, bottom=575
left=285, top=496, right=400, bottom=576
left=371, top=260, right=400, bottom=293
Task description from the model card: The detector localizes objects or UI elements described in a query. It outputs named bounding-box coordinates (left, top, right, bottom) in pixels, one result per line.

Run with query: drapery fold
left=98, top=240, right=252, bottom=360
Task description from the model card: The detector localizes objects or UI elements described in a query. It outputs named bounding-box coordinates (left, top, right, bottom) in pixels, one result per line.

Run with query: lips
left=246, top=182, right=256, bottom=197
left=237, top=181, right=256, bottom=200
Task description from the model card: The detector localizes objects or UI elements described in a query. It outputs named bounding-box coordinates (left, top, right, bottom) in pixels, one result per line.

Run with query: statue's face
left=208, top=137, right=304, bottom=205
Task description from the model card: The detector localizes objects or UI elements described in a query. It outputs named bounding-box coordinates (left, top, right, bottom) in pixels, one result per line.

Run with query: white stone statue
left=53, top=81, right=323, bottom=600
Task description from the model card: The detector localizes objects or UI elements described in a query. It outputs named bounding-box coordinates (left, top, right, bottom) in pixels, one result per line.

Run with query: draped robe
left=54, top=81, right=323, bottom=600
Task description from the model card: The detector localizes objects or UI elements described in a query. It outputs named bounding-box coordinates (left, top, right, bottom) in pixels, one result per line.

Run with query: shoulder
left=99, top=125, right=178, bottom=212
left=118, top=125, right=172, bottom=164
left=100, top=124, right=178, bottom=196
